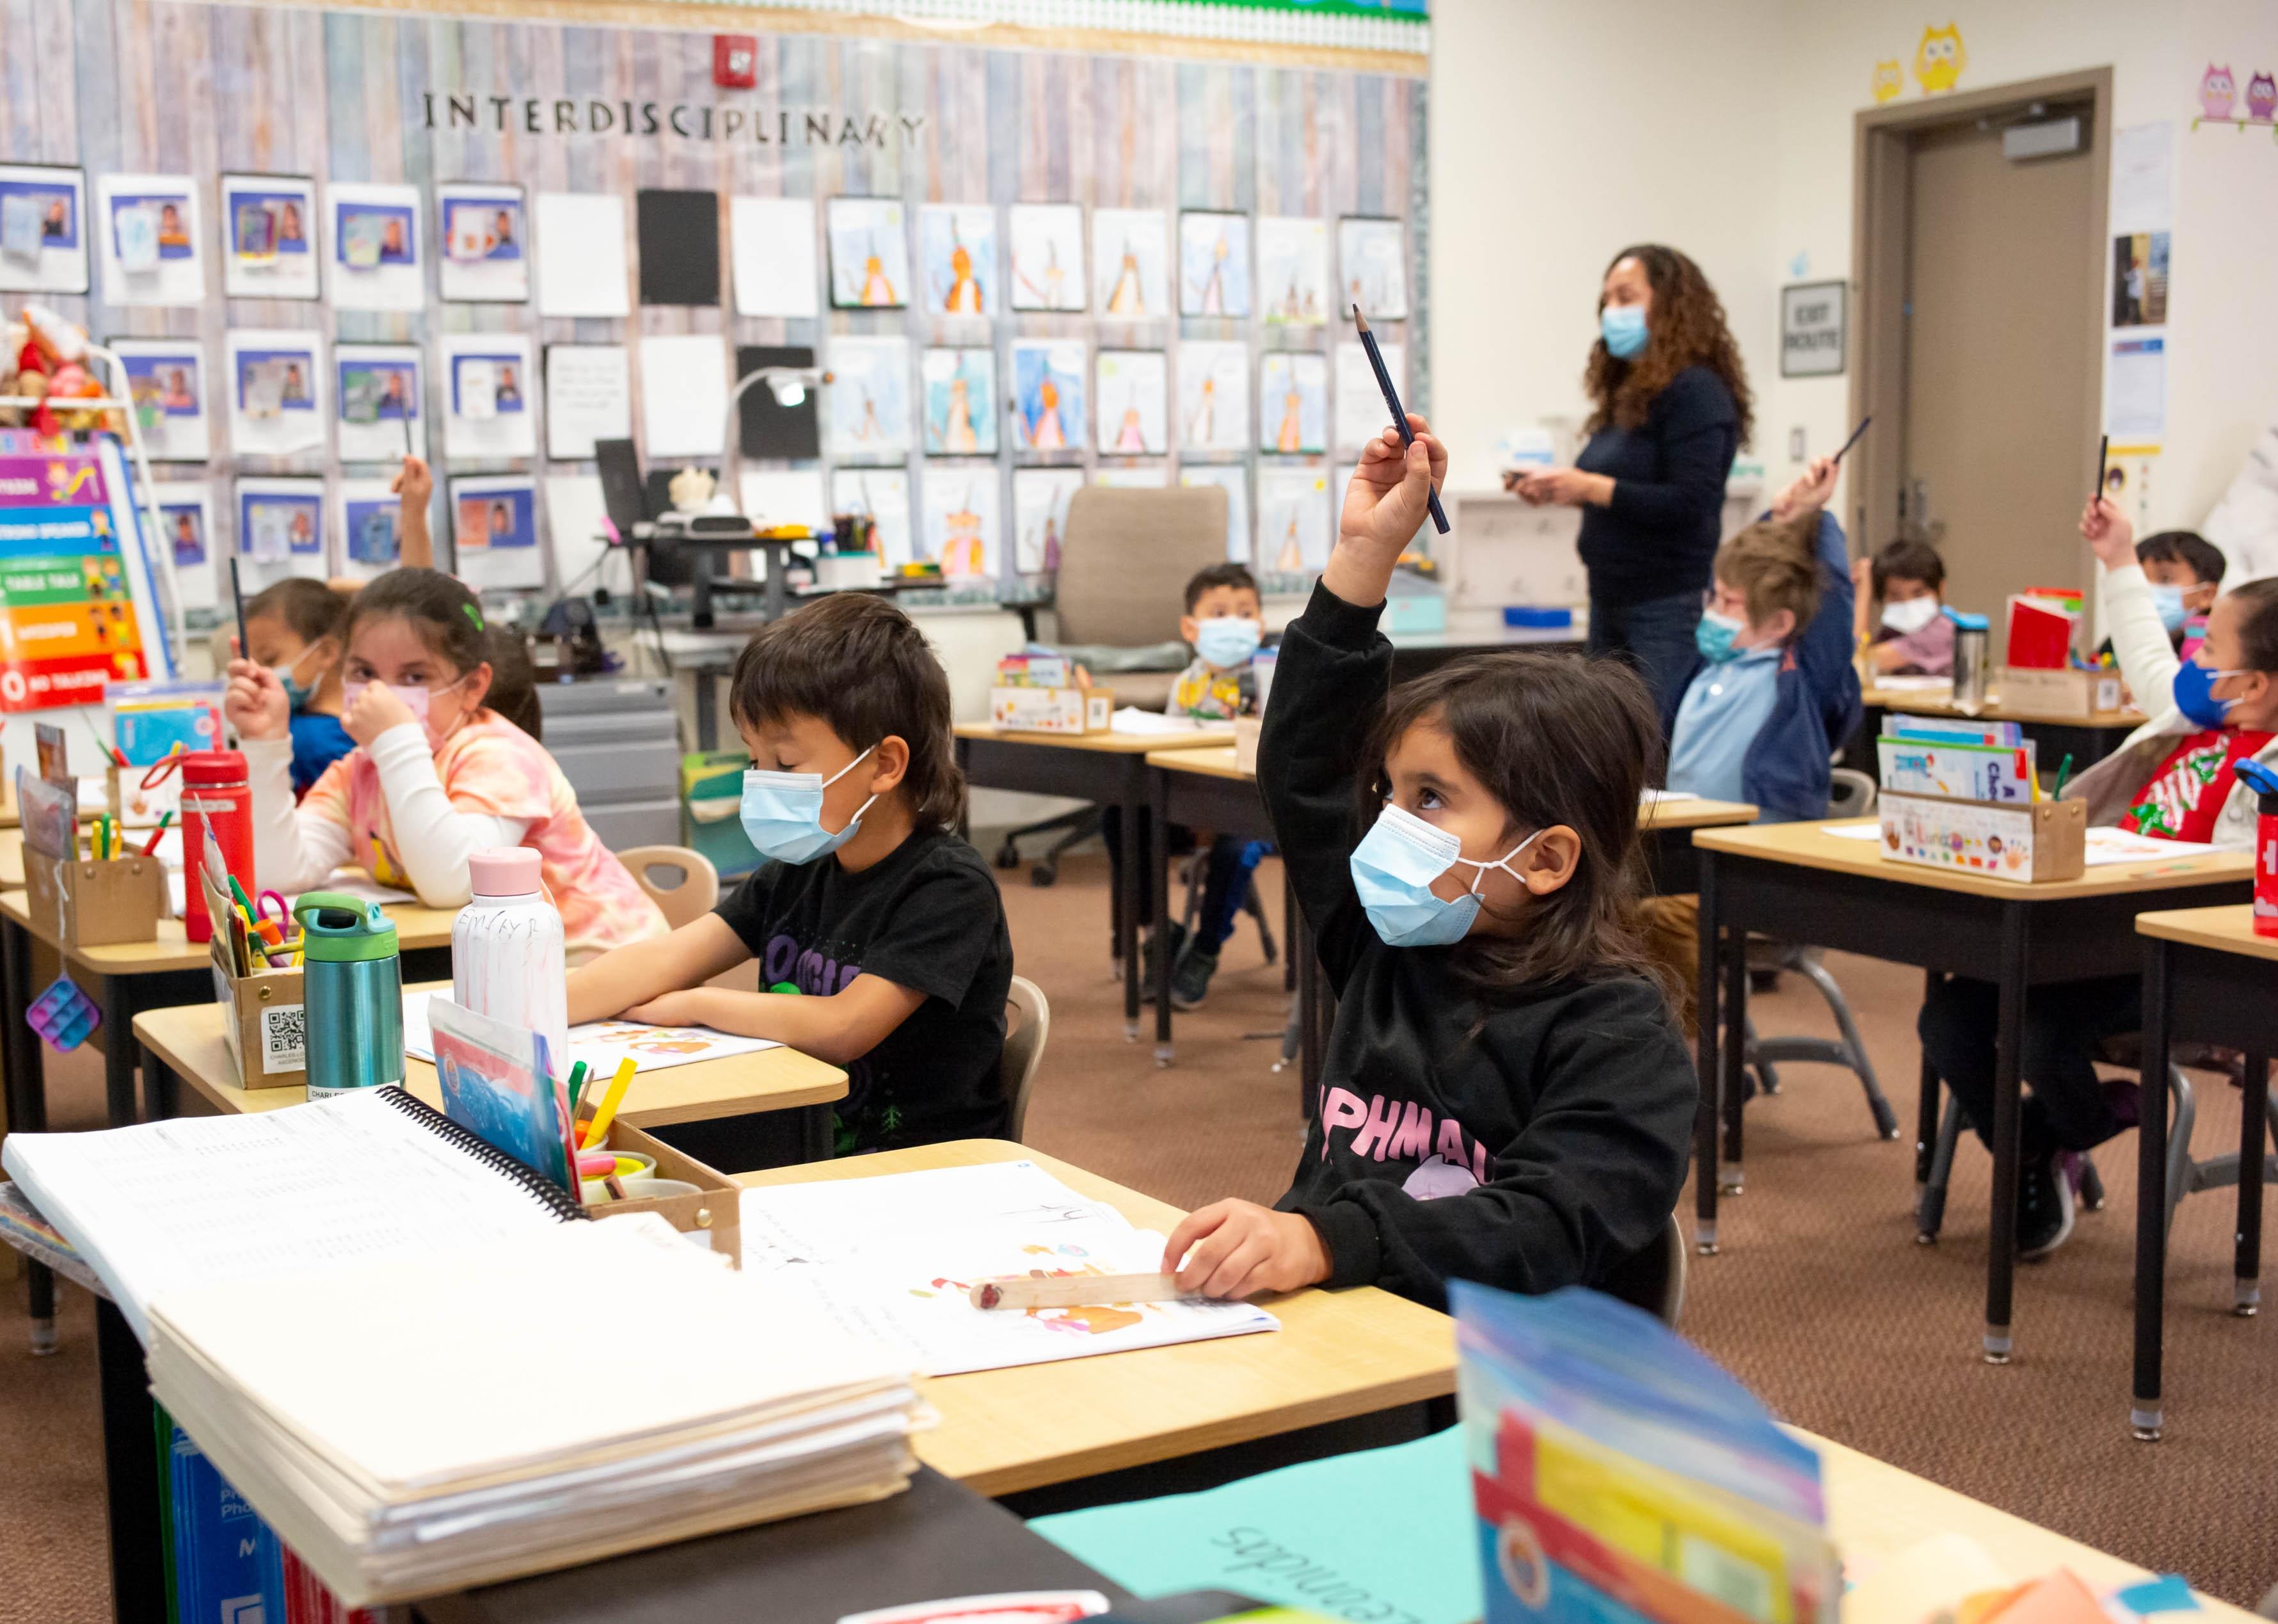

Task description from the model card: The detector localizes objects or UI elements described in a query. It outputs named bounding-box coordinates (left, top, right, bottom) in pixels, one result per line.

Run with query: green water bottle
left=292, top=893, right=404, bottom=1099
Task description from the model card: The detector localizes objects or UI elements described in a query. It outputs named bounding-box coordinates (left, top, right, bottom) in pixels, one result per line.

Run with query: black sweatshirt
left=1574, top=364, right=1740, bottom=610
left=1264, top=583, right=1698, bottom=1311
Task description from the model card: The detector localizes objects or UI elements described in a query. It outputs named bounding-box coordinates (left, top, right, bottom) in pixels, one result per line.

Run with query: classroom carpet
left=0, top=850, right=2272, bottom=1617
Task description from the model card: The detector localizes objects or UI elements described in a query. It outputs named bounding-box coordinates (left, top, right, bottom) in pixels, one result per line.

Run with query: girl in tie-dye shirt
left=225, top=568, right=666, bottom=962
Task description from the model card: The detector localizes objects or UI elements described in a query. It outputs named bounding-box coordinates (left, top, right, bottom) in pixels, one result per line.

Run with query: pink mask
left=346, top=678, right=464, bottom=749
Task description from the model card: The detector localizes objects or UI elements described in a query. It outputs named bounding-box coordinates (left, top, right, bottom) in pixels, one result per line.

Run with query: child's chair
left=615, top=844, right=757, bottom=993
left=1001, top=975, right=1051, bottom=1142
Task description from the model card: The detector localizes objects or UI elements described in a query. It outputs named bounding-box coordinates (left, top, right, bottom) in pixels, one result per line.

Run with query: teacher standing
left=1508, top=244, right=1753, bottom=720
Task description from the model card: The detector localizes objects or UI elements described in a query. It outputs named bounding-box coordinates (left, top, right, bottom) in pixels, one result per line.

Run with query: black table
left=1692, top=822, right=2251, bottom=1364
left=2130, top=905, right=2278, bottom=1442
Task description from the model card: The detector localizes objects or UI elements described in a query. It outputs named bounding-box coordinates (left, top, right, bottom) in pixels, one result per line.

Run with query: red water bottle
left=2239, top=760, right=2278, bottom=937
left=180, top=750, right=253, bottom=944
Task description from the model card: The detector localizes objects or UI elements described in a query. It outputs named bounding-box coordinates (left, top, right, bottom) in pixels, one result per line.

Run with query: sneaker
left=2016, top=1147, right=2076, bottom=1260
left=1170, top=939, right=1221, bottom=1010
left=1140, top=921, right=1187, bottom=1003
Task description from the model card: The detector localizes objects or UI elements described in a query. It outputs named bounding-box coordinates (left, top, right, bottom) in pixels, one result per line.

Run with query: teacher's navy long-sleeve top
left=1574, top=364, right=1740, bottom=609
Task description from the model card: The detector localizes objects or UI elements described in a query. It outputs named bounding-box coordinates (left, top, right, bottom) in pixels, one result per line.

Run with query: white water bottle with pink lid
left=453, top=848, right=568, bottom=1077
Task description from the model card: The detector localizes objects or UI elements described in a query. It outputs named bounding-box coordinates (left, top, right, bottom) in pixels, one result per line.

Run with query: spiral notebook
left=0, top=1087, right=582, bottom=1345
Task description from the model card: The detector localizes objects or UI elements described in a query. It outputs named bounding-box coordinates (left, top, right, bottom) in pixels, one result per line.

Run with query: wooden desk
left=1689, top=820, right=2252, bottom=1364
left=953, top=723, right=1233, bottom=1043
left=2130, top=904, right=2278, bottom=1440
left=1851, top=686, right=2147, bottom=777
left=0, top=828, right=20, bottom=889
left=737, top=1140, right=1457, bottom=1504
left=132, top=986, right=848, bottom=1149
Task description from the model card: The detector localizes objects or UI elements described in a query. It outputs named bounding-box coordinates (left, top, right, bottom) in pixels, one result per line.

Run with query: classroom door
left=1898, top=107, right=2102, bottom=658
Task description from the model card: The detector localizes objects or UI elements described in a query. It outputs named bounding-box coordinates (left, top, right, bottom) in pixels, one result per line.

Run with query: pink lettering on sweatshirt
left=1322, top=1088, right=1487, bottom=1177
left=1350, top=1093, right=1403, bottom=1159
left=1390, top=1100, right=1432, bottom=1161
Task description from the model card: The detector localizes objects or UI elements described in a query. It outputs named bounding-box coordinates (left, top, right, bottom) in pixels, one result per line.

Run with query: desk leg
left=800, top=1103, right=834, bottom=1163
left=1916, top=969, right=1942, bottom=1190
left=1983, top=904, right=2029, bottom=1366
left=953, top=736, right=972, bottom=842
left=1151, top=768, right=1173, bottom=1066
left=147, top=1053, right=179, bottom=1120
left=694, top=668, right=719, bottom=754
left=2132, top=935, right=2171, bottom=1438
left=100, top=973, right=138, bottom=1127
left=1118, top=765, right=1142, bottom=1042
left=1720, top=937, right=1748, bottom=1195
left=1693, top=852, right=1721, bottom=1254
left=97, top=1295, right=166, bottom=1624
left=3, top=911, right=54, bottom=1351
left=2235, top=1051, right=2266, bottom=1317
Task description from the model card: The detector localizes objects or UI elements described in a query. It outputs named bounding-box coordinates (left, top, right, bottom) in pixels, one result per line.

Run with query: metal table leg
left=1151, top=767, right=1173, bottom=1066
left=1719, top=934, right=1748, bottom=1195
left=2132, top=934, right=2171, bottom=1437
left=97, top=1296, right=166, bottom=1624
left=1916, top=969, right=1942, bottom=1190
left=1693, top=850, right=1721, bottom=1254
left=1983, top=903, right=2029, bottom=1365
left=100, top=972, right=138, bottom=1127
left=3, top=911, right=53, bottom=1349
left=2235, top=1050, right=2266, bottom=1317
left=1117, top=761, right=1142, bottom=1042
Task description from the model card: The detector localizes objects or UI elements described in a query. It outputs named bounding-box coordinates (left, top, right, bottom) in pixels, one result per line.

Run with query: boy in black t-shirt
left=567, top=594, right=1013, bottom=1159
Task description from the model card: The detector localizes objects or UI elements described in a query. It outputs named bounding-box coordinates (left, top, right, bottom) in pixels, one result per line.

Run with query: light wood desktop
left=2137, top=902, right=2278, bottom=962
left=0, top=828, right=20, bottom=889
left=1143, top=743, right=1250, bottom=781
left=1692, top=817, right=2250, bottom=902
left=133, top=982, right=848, bottom=1130
left=953, top=721, right=1235, bottom=755
left=737, top=1140, right=1456, bottom=1498
left=1860, top=681, right=2147, bottom=731
left=0, top=883, right=461, bottom=977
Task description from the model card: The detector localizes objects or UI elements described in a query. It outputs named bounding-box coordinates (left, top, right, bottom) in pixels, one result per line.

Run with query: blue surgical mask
left=1601, top=305, right=1649, bottom=360
left=2147, top=584, right=2187, bottom=635
left=1194, top=616, right=1262, bottom=671
left=740, top=745, right=877, bottom=864
left=1695, top=609, right=1744, bottom=665
left=271, top=644, right=324, bottom=713
left=1348, top=802, right=1543, bottom=948
left=2172, top=656, right=2248, bottom=731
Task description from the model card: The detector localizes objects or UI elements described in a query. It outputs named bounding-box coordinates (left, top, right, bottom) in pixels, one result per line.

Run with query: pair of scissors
left=254, top=890, right=292, bottom=939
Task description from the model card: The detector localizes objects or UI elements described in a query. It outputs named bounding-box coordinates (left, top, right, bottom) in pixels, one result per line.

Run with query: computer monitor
left=593, top=438, right=648, bottom=540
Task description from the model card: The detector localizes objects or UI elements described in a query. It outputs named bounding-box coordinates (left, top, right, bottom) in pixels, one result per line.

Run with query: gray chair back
left=1001, top=975, right=1051, bottom=1142
left=1054, top=487, right=1231, bottom=648
left=1828, top=767, right=1878, bottom=820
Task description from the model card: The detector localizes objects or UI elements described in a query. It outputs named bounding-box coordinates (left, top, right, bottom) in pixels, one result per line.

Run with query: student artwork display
left=1011, top=467, right=1083, bottom=575
left=1095, top=351, right=1167, bottom=456
left=923, top=348, right=998, bottom=456
left=335, top=345, right=425, bottom=465
left=449, top=475, right=543, bottom=590
left=0, top=164, right=88, bottom=294
left=543, top=474, right=610, bottom=589
left=919, top=464, right=1001, bottom=577
left=543, top=344, right=632, bottom=462
left=1257, top=465, right=1331, bottom=573
left=336, top=478, right=402, bottom=581
left=1334, top=338, right=1401, bottom=454
left=152, top=482, right=218, bottom=612
left=1259, top=351, right=1328, bottom=454
left=826, top=336, right=912, bottom=459
left=0, top=434, right=170, bottom=709
left=1008, top=204, right=1085, bottom=312
left=1095, top=465, right=1167, bottom=487
left=1338, top=218, right=1407, bottom=319
left=1257, top=218, right=1329, bottom=325
left=1010, top=340, right=1087, bottom=453
left=1092, top=209, right=1167, bottom=318
left=113, top=340, right=211, bottom=463
left=1179, top=212, right=1250, bottom=318
left=638, top=334, right=729, bottom=460
left=235, top=477, right=327, bottom=583
left=224, top=330, right=326, bottom=458
left=827, top=198, right=909, bottom=308
left=219, top=174, right=317, bottom=299
left=920, top=205, right=996, bottom=317
left=737, top=468, right=829, bottom=530
left=326, top=183, right=424, bottom=312
left=1178, top=340, right=1250, bottom=452
left=440, top=333, right=536, bottom=461
left=730, top=196, right=818, bottom=318
left=94, top=174, right=203, bottom=306
left=437, top=184, right=528, bottom=303
left=1180, top=464, right=1250, bottom=562
left=534, top=193, right=630, bottom=317
left=831, top=467, right=912, bottom=567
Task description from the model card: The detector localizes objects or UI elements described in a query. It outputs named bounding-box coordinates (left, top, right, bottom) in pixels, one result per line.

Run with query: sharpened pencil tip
left=1351, top=303, right=1368, bottom=332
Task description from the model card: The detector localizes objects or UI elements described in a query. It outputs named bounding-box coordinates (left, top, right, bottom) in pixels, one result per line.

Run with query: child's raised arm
left=1322, top=417, right=1445, bottom=610
left=2083, top=495, right=2182, bottom=715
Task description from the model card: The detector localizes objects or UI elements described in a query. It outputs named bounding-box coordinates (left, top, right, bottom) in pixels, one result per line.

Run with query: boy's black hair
left=728, top=593, right=964, bottom=831
left=2136, top=530, right=2227, bottom=587
left=1359, top=652, right=1672, bottom=1005
left=245, top=577, right=349, bottom=647
left=2233, top=578, right=2278, bottom=675
left=345, top=568, right=541, bottom=740
left=1870, top=536, right=1946, bottom=599
left=1183, top=562, right=1259, bottom=614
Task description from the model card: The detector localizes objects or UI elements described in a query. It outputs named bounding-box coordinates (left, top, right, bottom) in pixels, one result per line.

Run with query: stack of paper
left=401, top=987, right=783, bottom=1079
left=1108, top=708, right=1236, bottom=737
left=145, top=1215, right=925, bottom=1605
left=740, top=1161, right=1278, bottom=1376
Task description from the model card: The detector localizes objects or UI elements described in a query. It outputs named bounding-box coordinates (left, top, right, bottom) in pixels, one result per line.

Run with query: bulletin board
left=0, top=0, right=1428, bottom=605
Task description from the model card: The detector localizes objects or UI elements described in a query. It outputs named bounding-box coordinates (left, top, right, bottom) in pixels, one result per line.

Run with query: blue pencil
left=1352, top=304, right=1448, bottom=535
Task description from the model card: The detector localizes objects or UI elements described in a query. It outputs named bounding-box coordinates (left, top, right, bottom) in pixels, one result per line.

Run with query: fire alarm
left=713, top=35, right=756, bottom=90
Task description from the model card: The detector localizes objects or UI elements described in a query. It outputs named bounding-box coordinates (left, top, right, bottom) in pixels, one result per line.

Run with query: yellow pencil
left=580, top=1058, right=637, bottom=1150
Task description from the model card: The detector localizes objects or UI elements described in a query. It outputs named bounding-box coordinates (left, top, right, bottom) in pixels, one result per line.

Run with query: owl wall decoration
left=1871, top=60, right=1904, bottom=104
left=1913, top=24, right=1967, bottom=94
left=2245, top=70, right=2277, bottom=122
left=2198, top=63, right=2236, bottom=122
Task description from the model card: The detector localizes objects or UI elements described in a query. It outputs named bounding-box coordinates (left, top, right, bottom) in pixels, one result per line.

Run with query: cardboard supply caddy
left=1879, top=790, right=2087, bottom=883
left=1996, top=665, right=2125, bottom=719
left=24, top=850, right=164, bottom=948
left=580, top=1118, right=742, bottom=1263
left=989, top=685, right=1114, bottom=735
left=203, top=872, right=307, bottom=1090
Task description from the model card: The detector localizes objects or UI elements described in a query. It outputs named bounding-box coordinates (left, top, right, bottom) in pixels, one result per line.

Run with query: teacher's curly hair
left=1584, top=243, right=1754, bottom=449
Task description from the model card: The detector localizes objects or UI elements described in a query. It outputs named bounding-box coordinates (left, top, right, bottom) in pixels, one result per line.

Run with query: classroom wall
left=1429, top=0, right=2278, bottom=550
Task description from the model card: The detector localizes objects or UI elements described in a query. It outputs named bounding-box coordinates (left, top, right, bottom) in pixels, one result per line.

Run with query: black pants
left=1099, top=806, right=1253, bottom=941
left=1916, top=973, right=2141, bottom=1157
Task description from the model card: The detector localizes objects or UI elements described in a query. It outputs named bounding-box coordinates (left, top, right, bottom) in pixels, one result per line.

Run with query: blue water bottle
left=292, top=893, right=404, bottom=1099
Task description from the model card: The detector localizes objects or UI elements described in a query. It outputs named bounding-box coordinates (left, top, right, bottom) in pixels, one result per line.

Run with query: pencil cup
left=24, top=854, right=164, bottom=948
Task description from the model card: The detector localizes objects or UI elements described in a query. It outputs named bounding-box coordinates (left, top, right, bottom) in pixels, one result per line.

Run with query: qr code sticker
left=262, top=1004, right=307, bottom=1073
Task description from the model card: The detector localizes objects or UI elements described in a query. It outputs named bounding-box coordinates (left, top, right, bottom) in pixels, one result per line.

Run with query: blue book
left=167, top=1418, right=285, bottom=1624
